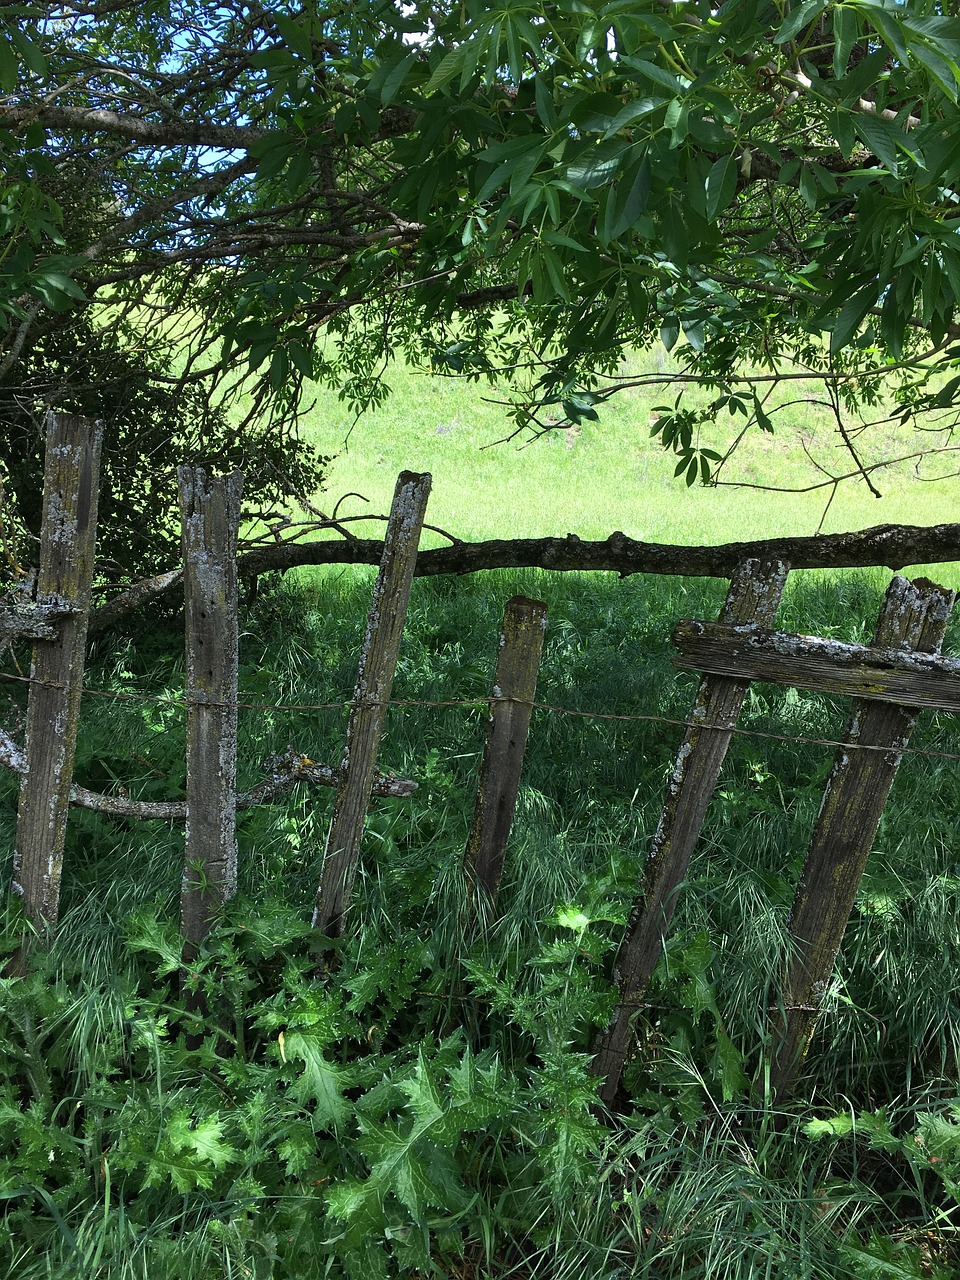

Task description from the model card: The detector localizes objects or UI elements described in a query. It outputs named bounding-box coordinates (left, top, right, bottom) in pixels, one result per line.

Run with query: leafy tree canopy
left=3, top=0, right=960, bottom=512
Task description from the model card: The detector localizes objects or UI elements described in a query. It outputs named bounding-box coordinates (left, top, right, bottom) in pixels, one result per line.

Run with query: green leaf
left=565, top=140, right=627, bottom=190
left=803, top=1113, right=855, bottom=1139
left=425, top=43, right=468, bottom=93
left=605, top=154, right=651, bottom=241
left=831, top=282, right=877, bottom=353
left=282, top=1031, right=350, bottom=1129
left=369, top=47, right=418, bottom=106
left=10, top=26, right=46, bottom=77
left=833, top=6, right=859, bottom=78
left=775, top=0, right=828, bottom=46
left=712, top=1029, right=749, bottom=1102
left=274, top=13, right=314, bottom=61
left=0, top=36, right=18, bottom=90
left=622, top=56, right=686, bottom=95
left=705, top=154, right=737, bottom=220
left=602, top=98, right=665, bottom=138
left=660, top=316, right=680, bottom=351
left=534, top=74, right=559, bottom=129
left=29, top=270, right=85, bottom=310
left=856, top=113, right=902, bottom=174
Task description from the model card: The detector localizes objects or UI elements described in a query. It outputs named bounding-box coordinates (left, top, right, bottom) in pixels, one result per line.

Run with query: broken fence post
left=11, top=412, right=103, bottom=953
left=767, top=574, right=955, bottom=1100
left=465, top=594, right=548, bottom=907
left=313, top=471, right=432, bottom=937
left=179, top=467, right=243, bottom=959
left=591, top=558, right=789, bottom=1104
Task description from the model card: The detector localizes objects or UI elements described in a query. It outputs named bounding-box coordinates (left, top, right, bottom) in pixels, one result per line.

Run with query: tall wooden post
left=591, top=559, right=789, bottom=1103
left=179, top=468, right=243, bottom=958
left=12, top=413, right=103, bottom=944
left=313, top=471, right=431, bottom=937
left=768, top=575, right=955, bottom=1099
left=465, top=595, right=548, bottom=905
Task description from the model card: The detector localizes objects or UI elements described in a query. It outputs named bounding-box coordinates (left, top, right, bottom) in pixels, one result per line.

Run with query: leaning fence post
left=767, top=574, right=955, bottom=1100
left=591, top=558, right=789, bottom=1104
left=465, top=595, right=548, bottom=907
left=179, top=467, right=243, bottom=959
left=313, top=471, right=431, bottom=937
left=11, top=412, right=103, bottom=948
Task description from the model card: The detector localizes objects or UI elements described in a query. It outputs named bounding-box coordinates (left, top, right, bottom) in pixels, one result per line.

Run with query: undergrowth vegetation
left=3, top=567, right=960, bottom=1277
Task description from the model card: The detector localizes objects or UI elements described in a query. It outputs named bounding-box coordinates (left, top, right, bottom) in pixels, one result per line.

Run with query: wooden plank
left=591, top=559, right=789, bottom=1104
left=767, top=575, right=956, bottom=1100
left=465, top=595, right=548, bottom=905
left=313, top=471, right=431, bottom=937
left=673, top=620, right=960, bottom=712
left=11, top=413, right=103, bottom=942
left=179, top=467, right=243, bottom=958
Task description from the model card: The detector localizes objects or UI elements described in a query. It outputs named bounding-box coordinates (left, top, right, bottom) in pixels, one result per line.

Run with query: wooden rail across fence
left=3, top=413, right=960, bottom=1104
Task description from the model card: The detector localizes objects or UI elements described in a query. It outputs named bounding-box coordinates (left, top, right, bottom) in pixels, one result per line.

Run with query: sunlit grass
left=294, top=347, right=960, bottom=559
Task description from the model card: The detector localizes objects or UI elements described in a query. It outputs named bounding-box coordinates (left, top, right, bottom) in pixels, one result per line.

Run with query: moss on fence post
left=313, top=471, right=431, bottom=938
left=768, top=575, right=956, bottom=1100
left=591, top=558, right=789, bottom=1105
left=178, top=467, right=243, bottom=960
left=11, top=412, right=103, bottom=961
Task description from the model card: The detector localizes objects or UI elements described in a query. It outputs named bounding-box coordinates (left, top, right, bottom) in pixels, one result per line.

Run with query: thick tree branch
left=86, top=522, right=960, bottom=633
left=0, top=103, right=274, bottom=149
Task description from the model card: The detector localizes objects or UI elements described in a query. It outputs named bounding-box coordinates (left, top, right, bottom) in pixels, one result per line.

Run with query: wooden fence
left=3, top=412, right=960, bottom=1106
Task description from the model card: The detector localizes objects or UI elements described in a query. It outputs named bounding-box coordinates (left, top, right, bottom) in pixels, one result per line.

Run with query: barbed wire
left=4, top=667, right=960, bottom=763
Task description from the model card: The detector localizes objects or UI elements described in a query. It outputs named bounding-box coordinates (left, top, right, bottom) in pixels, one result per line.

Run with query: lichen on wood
left=767, top=575, right=956, bottom=1100
left=313, top=471, right=431, bottom=937
left=178, top=467, right=243, bottom=956
left=591, top=558, right=789, bottom=1105
left=11, top=413, right=103, bottom=953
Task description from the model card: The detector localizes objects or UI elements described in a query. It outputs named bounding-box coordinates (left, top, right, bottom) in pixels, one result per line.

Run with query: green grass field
left=295, top=350, right=960, bottom=559
left=3, top=356, right=960, bottom=1279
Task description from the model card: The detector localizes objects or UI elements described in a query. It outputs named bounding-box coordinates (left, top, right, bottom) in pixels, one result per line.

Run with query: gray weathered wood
left=313, top=471, right=431, bottom=936
left=767, top=575, right=955, bottom=1100
left=12, top=413, right=103, bottom=939
left=60, top=752, right=416, bottom=822
left=673, top=620, right=960, bottom=711
left=465, top=595, right=548, bottom=904
left=591, top=559, right=789, bottom=1104
left=0, top=599, right=77, bottom=641
left=179, top=467, right=243, bottom=956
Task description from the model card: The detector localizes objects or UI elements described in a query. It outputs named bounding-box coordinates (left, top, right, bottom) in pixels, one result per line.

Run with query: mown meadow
left=2, top=356, right=960, bottom=1278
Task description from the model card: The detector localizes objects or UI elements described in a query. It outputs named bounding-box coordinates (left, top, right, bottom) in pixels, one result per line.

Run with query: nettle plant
left=0, top=889, right=621, bottom=1278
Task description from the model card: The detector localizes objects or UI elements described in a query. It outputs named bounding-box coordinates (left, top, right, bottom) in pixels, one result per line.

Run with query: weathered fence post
left=767, top=574, right=955, bottom=1100
left=179, top=467, right=243, bottom=959
left=591, top=558, right=789, bottom=1104
left=313, top=471, right=431, bottom=937
left=11, top=412, right=103, bottom=949
left=465, top=595, right=547, bottom=906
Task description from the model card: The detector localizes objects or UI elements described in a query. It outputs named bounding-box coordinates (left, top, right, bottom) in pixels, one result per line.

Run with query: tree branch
left=0, top=745, right=415, bottom=815
left=85, top=522, right=960, bottom=633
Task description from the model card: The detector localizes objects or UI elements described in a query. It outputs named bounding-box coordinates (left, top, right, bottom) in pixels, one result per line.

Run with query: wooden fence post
left=767, top=574, right=955, bottom=1100
left=591, top=558, right=789, bottom=1104
left=465, top=595, right=548, bottom=905
left=313, top=471, right=431, bottom=937
left=11, top=412, right=103, bottom=947
left=179, top=467, right=243, bottom=958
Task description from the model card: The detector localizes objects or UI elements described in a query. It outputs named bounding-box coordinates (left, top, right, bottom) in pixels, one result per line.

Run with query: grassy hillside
left=295, top=350, right=960, bottom=557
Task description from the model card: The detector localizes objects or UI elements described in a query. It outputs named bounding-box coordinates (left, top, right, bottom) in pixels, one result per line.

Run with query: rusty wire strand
left=3, top=668, right=960, bottom=763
